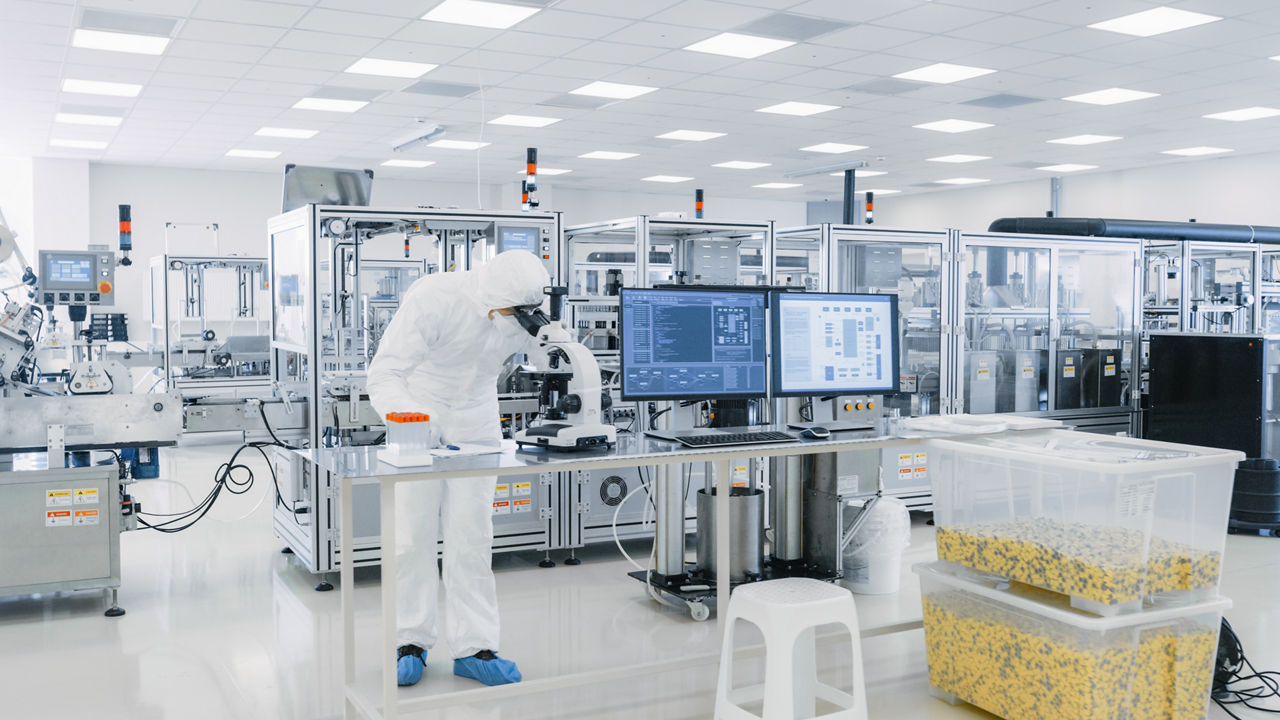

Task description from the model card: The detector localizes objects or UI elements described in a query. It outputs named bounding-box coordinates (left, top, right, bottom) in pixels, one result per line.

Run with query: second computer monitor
left=618, top=288, right=768, bottom=401
left=771, top=292, right=899, bottom=396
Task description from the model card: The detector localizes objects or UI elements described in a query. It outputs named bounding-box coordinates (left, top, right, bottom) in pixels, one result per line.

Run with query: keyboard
left=667, top=430, right=798, bottom=448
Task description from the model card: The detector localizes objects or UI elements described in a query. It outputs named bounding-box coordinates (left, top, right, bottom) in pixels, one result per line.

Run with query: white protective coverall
left=367, top=249, right=549, bottom=657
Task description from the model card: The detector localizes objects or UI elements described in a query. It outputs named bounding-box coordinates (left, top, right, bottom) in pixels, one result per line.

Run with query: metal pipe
left=842, top=170, right=856, bottom=224
left=988, top=217, right=1280, bottom=244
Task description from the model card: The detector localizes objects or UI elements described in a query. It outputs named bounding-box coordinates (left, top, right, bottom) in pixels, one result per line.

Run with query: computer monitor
left=771, top=292, right=899, bottom=396
left=619, top=288, right=768, bottom=401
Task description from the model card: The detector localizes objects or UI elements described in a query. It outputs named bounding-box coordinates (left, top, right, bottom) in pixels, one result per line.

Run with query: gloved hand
left=453, top=650, right=521, bottom=686
left=397, top=644, right=427, bottom=687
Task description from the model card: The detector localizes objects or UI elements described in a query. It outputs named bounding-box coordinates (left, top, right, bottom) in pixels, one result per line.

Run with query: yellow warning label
left=1063, top=367, right=1076, bottom=378
left=1106, top=355, right=1115, bottom=363
left=1021, top=366, right=1035, bottom=379
left=74, top=509, right=100, bottom=526
left=914, top=453, right=927, bottom=464
left=1104, top=364, right=1116, bottom=377
left=898, top=453, right=913, bottom=468
left=513, top=499, right=532, bottom=513
left=74, top=488, right=99, bottom=505
left=1064, top=356, right=1075, bottom=365
left=494, top=484, right=510, bottom=498
left=46, top=489, right=72, bottom=507
left=512, top=482, right=532, bottom=497
left=977, top=368, right=990, bottom=378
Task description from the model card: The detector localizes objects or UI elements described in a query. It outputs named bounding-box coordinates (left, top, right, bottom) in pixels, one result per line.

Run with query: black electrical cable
left=1214, top=618, right=1280, bottom=719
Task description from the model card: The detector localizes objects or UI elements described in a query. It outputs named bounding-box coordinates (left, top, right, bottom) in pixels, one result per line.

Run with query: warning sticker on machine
left=492, top=500, right=511, bottom=515
left=494, top=484, right=510, bottom=498
left=74, top=488, right=99, bottom=505
left=1063, top=366, right=1076, bottom=378
left=898, top=453, right=913, bottom=468
left=74, top=509, right=100, bottom=526
left=46, top=489, right=72, bottom=507
left=977, top=368, right=990, bottom=378
left=1021, top=360, right=1035, bottom=379
left=1104, top=364, right=1116, bottom=377
left=513, top=499, right=532, bottom=513
left=512, top=482, right=532, bottom=497
left=45, top=510, right=72, bottom=527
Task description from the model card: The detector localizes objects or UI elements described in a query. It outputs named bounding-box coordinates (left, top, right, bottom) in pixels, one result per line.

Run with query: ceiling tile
left=191, top=0, right=310, bottom=27
left=296, top=8, right=414, bottom=37
left=179, top=20, right=288, bottom=46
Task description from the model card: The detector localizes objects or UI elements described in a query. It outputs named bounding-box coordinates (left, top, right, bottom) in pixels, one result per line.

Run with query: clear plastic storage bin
left=382, top=412, right=434, bottom=467
left=916, top=561, right=1229, bottom=720
left=928, top=429, right=1242, bottom=613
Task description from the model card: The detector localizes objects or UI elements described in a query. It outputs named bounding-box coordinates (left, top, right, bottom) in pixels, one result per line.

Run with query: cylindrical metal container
left=695, top=486, right=764, bottom=581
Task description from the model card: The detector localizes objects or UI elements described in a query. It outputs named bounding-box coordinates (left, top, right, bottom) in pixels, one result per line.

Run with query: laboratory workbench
left=297, top=426, right=953, bottom=720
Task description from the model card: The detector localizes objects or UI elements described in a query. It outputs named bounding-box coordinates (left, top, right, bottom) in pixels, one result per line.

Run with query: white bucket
left=842, top=496, right=911, bottom=595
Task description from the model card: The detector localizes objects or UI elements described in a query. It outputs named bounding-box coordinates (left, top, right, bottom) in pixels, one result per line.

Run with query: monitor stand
left=709, top=399, right=752, bottom=428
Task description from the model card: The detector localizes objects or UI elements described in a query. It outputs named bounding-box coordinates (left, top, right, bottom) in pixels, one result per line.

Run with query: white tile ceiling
left=6, top=0, right=1280, bottom=203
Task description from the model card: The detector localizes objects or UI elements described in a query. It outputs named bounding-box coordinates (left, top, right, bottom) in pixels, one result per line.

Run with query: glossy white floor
left=2, top=436, right=1277, bottom=720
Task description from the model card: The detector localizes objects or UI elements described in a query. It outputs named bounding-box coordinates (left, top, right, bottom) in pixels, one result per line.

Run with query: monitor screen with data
left=771, top=292, right=899, bottom=396
left=619, top=288, right=768, bottom=401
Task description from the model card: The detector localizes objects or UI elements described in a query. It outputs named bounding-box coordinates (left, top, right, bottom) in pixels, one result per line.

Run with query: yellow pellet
left=923, top=589, right=1219, bottom=720
left=936, top=518, right=1221, bottom=606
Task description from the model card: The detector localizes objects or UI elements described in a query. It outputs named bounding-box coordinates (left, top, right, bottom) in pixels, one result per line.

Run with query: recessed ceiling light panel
left=927, top=154, right=990, bottom=163
left=754, top=182, right=801, bottom=189
left=1161, top=146, right=1233, bottom=156
left=864, top=188, right=899, bottom=195
left=256, top=127, right=317, bottom=139
left=489, top=114, right=561, bottom=127
left=346, top=57, right=437, bottom=78
left=801, top=142, right=867, bottom=154
left=1048, top=134, right=1122, bottom=145
left=828, top=169, right=886, bottom=177
left=50, top=138, right=108, bottom=149
left=382, top=159, right=435, bottom=168
left=226, top=149, right=280, bottom=158
left=914, top=119, right=994, bottom=133
left=1203, top=106, right=1280, bottom=122
left=683, top=32, right=795, bottom=59
left=55, top=112, right=122, bottom=126
left=579, top=151, right=638, bottom=160
left=569, top=81, right=656, bottom=100
left=72, top=28, right=169, bottom=55
left=757, top=101, right=839, bottom=116
left=657, top=129, right=726, bottom=141
left=1088, top=6, right=1221, bottom=37
left=429, top=139, right=490, bottom=150
left=62, top=78, right=142, bottom=97
left=715, top=161, right=771, bottom=170
left=1062, top=88, right=1158, bottom=105
left=1037, top=163, right=1098, bottom=172
left=643, top=175, right=693, bottom=183
left=293, top=97, right=368, bottom=112
left=935, top=177, right=989, bottom=185
left=421, top=0, right=541, bottom=29
left=894, top=62, right=995, bottom=84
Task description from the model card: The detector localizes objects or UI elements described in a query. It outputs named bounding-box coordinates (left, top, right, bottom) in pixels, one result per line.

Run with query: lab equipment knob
left=203, top=329, right=216, bottom=341
left=559, top=394, right=582, bottom=414
left=600, top=392, right=612, bottom=411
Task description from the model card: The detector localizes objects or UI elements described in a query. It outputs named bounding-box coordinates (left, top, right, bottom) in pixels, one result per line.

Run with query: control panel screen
left=498, top=226, right=539, bottom=253
left=771, top=292, right=899, bottom=396
left=619, top=288, right=767, bottom=400
left=48, top=257, right=92, bottom=284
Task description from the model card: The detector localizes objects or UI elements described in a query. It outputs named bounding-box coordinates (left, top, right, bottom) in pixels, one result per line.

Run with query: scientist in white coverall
left=366, top=249, right=549, bottom=688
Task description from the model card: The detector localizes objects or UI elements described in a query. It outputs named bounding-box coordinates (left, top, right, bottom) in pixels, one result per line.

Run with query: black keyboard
left=669, top=431, right=798, bottom=448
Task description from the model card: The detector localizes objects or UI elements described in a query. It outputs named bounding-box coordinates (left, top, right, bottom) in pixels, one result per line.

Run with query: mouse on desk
left=800, top=426, right=830, bottom=439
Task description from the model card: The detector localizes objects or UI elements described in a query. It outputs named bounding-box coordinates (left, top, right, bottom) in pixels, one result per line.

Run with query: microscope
left=512, top=286, right=617, bottom=451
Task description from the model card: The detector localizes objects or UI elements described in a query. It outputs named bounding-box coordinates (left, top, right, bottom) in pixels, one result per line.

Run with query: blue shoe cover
left=397, top=645, right=426, bottom=687
left=453, top=650, right=522, bottom=686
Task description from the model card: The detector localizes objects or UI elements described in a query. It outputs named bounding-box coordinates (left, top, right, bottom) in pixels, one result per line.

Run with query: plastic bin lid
left=914, top=561, right=1231, bottom=630
left=925, top=429, right=1244, bottom=473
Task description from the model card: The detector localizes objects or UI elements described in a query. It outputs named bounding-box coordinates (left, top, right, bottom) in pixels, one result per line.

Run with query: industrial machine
left=0, top=205, right=182, bottom=615
left=148, top=254, right=272, bottom=398
left=512, top=287, right=616, bottom=451
left=267, top=206, right=567, bottom=583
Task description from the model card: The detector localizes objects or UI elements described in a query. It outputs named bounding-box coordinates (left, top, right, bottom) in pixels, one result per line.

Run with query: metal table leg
left=713, top=457, right=732, bottom=630
left=341, top=475, right=357, bottom=719
left=381, top=480, right=399, bottom=720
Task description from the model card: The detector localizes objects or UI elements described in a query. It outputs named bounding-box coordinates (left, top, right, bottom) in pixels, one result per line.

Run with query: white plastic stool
left=715, top=578, right=867, bottom=720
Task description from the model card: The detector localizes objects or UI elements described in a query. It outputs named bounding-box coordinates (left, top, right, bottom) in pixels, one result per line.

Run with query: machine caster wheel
left=281, top=546, right=295, bottom=554
left=688, top=602, right=710, bottom=622
left=315, top=581, right=334, bottom=592
left=105, top=607, right=125, bottom=618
